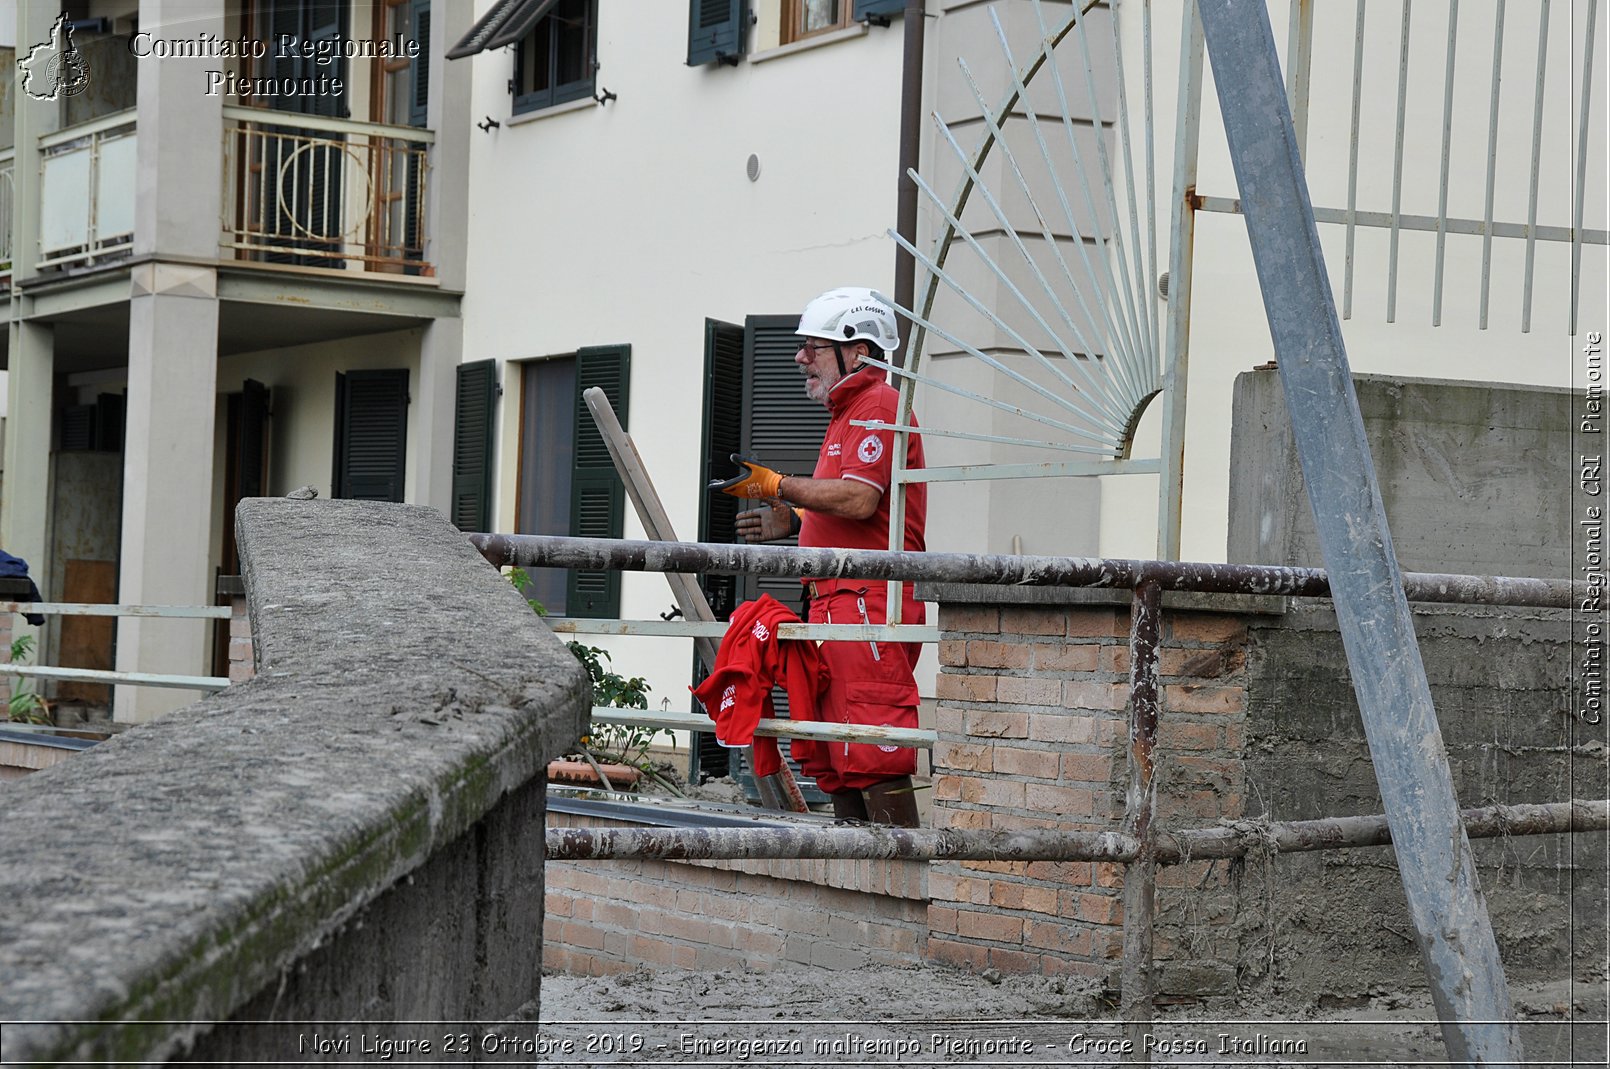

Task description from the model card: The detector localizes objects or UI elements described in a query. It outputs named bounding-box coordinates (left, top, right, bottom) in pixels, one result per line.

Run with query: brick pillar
left=924, top=589, right=1264, bottom=1001
left=228, top=596, right=255, bottom=683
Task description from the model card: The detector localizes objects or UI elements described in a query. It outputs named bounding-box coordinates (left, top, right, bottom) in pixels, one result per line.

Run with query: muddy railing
left=474, top=531, right=1606, bottom=1061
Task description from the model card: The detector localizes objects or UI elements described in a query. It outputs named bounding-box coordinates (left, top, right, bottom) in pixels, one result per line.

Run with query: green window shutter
left=333, top=369, right=409, bottom=502
left=687, top=0, right=746, bottom=66
left=740, top=315, right=830, bottom=620
left=745, top=315, right=829, bottom=471
left=698, top=319, right=745, bottom=622
left=852, top=0, right=905, bottom=23
left=566, top=344, right=630, bottom=618
left=452, top=360, right=497, bottom=532
left=409, top=0, right=431, bottom=127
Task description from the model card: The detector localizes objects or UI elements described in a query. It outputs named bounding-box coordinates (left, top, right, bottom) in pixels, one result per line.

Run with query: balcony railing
left=37, top=110, right=136, bottom=272
left=0, top=147, right=14, bottom=288
left=221, top=106, right=433, bottom=275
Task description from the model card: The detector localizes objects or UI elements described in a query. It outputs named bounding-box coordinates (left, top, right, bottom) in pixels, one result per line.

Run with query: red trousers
left=794, top=581, right=924, bottom=794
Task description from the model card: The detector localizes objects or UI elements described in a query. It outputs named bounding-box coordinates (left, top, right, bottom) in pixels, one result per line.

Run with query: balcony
left=19, top=107, right=432, bottom=285
left=37, top=111, right=136, bottom=275
left=221, top=107, right=433, bottom=277
left=0, top=147, right=13, bottom=289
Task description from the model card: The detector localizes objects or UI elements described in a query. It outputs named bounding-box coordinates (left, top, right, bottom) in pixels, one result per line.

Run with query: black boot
left=831, top=789, right=869, bottom=822
left=861, top=776, right=920, bottom=827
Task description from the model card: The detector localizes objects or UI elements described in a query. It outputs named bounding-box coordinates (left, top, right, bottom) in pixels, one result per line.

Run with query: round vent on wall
left=746, top=154, right=761, bottom=182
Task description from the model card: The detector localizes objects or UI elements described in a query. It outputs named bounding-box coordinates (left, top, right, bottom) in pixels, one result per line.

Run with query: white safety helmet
left=796, top=287, right=901, bottom=353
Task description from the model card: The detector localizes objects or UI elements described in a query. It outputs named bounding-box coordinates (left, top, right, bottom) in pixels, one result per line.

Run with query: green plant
left=7, top=635, right=53, bottom=725
left=507, top=567, right=547, bottom=615
left=505, top=567, right=682, bottom=793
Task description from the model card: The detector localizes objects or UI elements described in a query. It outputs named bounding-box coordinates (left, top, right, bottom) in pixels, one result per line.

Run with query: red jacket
left=690, top=596, right=829, bottom=778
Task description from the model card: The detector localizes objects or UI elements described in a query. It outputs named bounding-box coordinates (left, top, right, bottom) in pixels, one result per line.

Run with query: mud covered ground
left=529, top=964, right=1606, bottom=1067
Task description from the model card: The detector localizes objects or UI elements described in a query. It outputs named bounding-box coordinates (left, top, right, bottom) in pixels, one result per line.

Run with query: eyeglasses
left=798, top=340, right=837, bottom=354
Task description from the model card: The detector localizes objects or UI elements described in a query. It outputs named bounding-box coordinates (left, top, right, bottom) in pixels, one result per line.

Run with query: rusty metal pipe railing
left=547, top=826, right=1142, bottom=863
left=546, top=799, right=1608, bottom=862
left=470, top=534, right=1583, bottom=610
left=1152, top=798, right=1610, bottom=863
left=1120, top=582, right=1162, bottom=1051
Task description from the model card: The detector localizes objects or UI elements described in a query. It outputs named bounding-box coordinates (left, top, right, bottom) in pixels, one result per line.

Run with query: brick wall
left=928, top=593, right=1257, bottom=997
left=228, top=595, right=254, bottom=682
left=541, top=588, right=1582, bottom=1003
left=544, top=811, right=927, bottom=975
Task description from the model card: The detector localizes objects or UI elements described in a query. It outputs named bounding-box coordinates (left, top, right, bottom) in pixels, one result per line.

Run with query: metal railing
left=1252, top=0, right=1606, bottom=332
left=220, top=106, right=434, bottom=274
left=1, top=601, right=232, bottom=694
left=484, top=532, right=1602, bottom=1060
left=37, top=111, right=136, bottom=272
left=475, top=529, right=1582, bottom=752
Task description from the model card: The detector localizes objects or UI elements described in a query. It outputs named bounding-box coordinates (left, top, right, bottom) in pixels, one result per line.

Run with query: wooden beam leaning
left=580, top=388, right=808, bottom=813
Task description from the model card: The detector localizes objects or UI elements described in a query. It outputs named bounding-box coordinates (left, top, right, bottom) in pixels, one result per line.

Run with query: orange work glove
left=710, top=454, right=784, bottom=500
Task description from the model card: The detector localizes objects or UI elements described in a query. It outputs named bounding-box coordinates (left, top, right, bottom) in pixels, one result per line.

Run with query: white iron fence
left=221, top=106, right=433, bottom=273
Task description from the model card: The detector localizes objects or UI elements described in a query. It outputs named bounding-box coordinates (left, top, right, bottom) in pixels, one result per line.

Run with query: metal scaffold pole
left=1194, top=0, right=1522, bottom=1062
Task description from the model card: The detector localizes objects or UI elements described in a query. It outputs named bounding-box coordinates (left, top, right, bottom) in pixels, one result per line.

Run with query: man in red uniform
left=715, top=288, right=927, bottom=826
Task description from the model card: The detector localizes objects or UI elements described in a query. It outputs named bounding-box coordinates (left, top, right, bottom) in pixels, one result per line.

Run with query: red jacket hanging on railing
left=690, top=595, right=829, bottom=779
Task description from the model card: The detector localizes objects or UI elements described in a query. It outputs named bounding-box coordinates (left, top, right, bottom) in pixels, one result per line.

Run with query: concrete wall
left=216, top=328, right=426, bottom=502
left=0, top=500, right=588, bottom=1064
left=1240, top=601, right=1594, bottom=998
left=917, top=587, right=1601, bottom=1002
left=1227, top=371, right=1574, bottom=578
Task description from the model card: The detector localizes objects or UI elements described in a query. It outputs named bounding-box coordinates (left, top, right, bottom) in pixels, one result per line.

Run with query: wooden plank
left=581, top=388, right=809, bottom=813
left=57, top=560, right=115, bottom=705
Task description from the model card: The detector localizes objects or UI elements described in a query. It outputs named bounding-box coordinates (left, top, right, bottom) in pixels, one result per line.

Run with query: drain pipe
left=892, top=0, right=926, bottom=364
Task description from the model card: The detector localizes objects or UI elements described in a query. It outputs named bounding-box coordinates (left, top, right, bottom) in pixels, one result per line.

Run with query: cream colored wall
left=1098, top=0, right=1607, bottom=563
left=211, top=329, right=423, bottom=581
left=462, top=0, right=1603, bottom=716
left=468, top=2, right=909, bottom=706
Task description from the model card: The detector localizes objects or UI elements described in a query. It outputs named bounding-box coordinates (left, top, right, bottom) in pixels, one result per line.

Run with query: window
left=781, top=0, right=852, bottom=44
left=447, top=0, right=597, bottom=113
left=512, top=0, right=597, bottom=114
left=515, top=345, right=630, bottom=618
left=780, top=0, right=903, bottom=44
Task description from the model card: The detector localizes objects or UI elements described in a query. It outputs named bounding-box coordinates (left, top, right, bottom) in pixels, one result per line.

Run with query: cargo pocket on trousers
left=840, top=680, right=920, bottom=778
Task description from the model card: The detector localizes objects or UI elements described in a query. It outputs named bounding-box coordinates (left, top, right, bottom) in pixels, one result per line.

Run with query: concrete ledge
left=0, top=500, right=589, bottom=1064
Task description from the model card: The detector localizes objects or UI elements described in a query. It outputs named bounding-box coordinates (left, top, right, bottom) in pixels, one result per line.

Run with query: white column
left=115, top=269, right=220, bottom=723
left=114, top=0, right=225, bottom=722
left=407, top=0, right=474, bottom=512
left=410, top=317, right=462, bottom=509
left=0, top=322, right=55, bottom=651
left=2, top=3, right=65, bottom=655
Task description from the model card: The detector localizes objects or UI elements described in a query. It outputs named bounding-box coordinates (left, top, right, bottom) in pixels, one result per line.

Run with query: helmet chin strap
left=832, top=340, right=875, bottom=382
